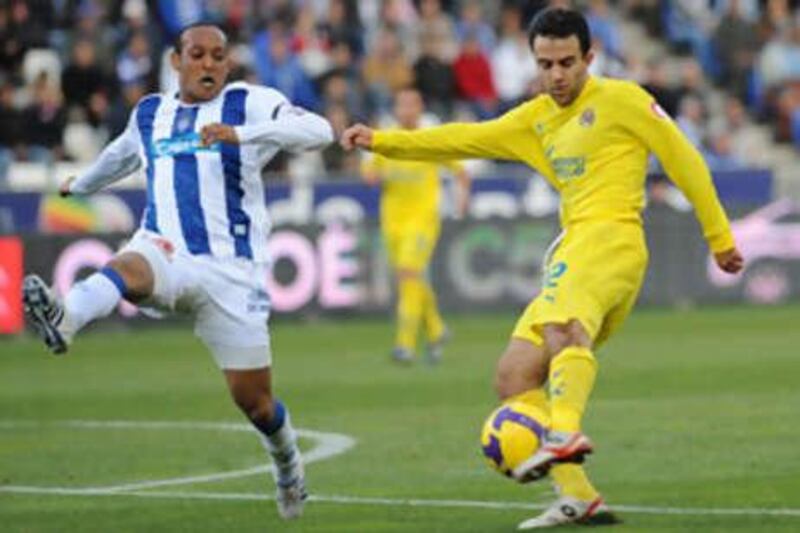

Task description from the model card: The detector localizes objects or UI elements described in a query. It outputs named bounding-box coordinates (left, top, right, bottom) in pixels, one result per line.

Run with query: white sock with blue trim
left=255, top=400, right=301, bottom=483
left=60, top=267, right=125, bottom=340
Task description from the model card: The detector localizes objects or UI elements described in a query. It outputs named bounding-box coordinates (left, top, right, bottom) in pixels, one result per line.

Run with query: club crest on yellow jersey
left=579, top=108, right=595, bottom=128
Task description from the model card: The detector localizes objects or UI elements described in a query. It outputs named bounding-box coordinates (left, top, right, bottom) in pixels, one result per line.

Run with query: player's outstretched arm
left=64, top=112, right=143, bottom=197
left=341, top=106, right=550, bottom=174
left=227, top=105, right=334, bottom=152
left=623, top=85, right=744, bottom=271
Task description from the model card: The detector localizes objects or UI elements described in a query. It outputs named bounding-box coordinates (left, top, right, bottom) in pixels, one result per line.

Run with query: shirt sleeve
left=621, top=84, right=736, bottom=253
left=70, top=108, right=143, bottom=195
left=235, top=90, right=333, bottom=152
left=372, top=103, right=553, bottom=179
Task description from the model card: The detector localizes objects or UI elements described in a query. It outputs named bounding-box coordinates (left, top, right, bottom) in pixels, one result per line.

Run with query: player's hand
left=715, top=247, right=744, bottom=274
left=201, top=123, right=238, bottom=146
left=340, top=124, right=374, bottom=151
left=59, top=176, right=75, bottom=198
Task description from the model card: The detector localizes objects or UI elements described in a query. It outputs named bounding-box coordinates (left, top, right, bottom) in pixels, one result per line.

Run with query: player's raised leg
left=496, top=337, right=617, bottom=528
left=224, top=367, right=306, bottom=519
left=513, top=320, right=597, bottom=483
left=496, top=338, right=595, bottom=481
left=22, top=252, right=153, bottom=354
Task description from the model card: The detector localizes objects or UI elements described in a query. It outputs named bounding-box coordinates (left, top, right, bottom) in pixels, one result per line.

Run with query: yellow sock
left=396, top=278, right=424, bottom=351
left=421, top=281, right=445, bottom=341
left=506, top=387, right=600, bottom=501
left=548, top=346, right=597, bottom=432
left=550, top=464, right=600, bottom=502
left=508, top=388, right=549, bottom=410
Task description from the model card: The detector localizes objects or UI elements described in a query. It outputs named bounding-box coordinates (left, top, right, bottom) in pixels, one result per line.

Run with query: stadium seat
left=22, top=49, right=63, bottom=87
left=7, top=162, right=50, bottom=191
left=63, top=123, right=103, bottom=163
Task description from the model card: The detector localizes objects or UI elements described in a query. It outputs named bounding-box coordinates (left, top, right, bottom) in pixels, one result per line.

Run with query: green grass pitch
left=2, top=306, right=799, bottom=532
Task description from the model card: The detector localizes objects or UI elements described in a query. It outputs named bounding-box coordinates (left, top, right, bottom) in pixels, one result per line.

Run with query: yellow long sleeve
left=621, top=86, right=735, bottom=253
left=372, top=105, right=555, bottom=184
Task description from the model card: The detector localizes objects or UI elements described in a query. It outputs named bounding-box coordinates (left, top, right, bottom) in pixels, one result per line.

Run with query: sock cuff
left=99, top=267, right=128, bottom=297
left=262, top=399, right=287, bottom=436
left=552, top=346, right=596, bottom=363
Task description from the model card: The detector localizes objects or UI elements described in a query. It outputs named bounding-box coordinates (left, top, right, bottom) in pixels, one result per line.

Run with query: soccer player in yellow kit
left=343, top=8, right=743, bottom=529
left=362, top=88, right=470, bottom=364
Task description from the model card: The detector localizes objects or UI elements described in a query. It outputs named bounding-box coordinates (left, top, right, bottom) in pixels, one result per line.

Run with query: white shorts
left=120, top=230, right=272, bottom=370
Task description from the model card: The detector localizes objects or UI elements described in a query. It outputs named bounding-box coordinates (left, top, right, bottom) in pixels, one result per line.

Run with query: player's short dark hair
left=527, top=8, right=591, bottom=56
left=174, top=22, right=228, bottom=53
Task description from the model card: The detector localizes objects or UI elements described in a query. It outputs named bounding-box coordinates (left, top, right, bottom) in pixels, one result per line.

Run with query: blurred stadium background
left=2, top=1, right=800, bottom=531
left=2, top=0, right=800, bottom=322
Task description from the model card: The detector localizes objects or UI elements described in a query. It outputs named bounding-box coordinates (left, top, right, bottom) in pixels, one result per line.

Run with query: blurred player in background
left=22, top=23, right=333, bottom=521
left=343, top=7, right=743, bottom=529
left=361, top=88, right=470, bottom=364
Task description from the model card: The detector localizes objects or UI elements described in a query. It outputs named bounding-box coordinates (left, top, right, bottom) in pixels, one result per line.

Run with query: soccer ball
left=480, top=401, right=550, bottom=477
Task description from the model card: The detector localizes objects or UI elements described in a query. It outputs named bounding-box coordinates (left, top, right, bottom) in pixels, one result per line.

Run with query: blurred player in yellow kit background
left=361, top=88, right=470, bottom=365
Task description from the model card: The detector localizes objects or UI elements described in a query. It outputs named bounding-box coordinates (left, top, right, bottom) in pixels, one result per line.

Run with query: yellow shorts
left=512, top=221, right=648, bottom=348
left=383, top=222, right=440, bottom=273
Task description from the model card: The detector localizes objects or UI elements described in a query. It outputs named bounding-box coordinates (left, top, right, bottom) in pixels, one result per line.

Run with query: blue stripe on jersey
left=171, top=105, right=211, bottom=255
left=136, top=96, right=162, bottom=232
left=221, top=88, right=253, bottom=259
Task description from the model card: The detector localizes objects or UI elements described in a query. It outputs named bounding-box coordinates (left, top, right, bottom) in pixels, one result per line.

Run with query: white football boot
left=274, top=449, right=307, bottom=519
left=22, top=274, right=70, bottom=354
left=518, top=495, right=620, bottom=529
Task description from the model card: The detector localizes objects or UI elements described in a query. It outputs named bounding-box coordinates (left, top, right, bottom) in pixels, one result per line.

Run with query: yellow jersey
left=362, top=151, right=464, bottom=229
left=372, top=76, right=735, bottom=253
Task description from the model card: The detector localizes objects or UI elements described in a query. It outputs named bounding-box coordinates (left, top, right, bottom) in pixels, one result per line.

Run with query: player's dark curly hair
left=174, top=22, right=228, bottom=53
left=527, top=8, right=592, bottom=56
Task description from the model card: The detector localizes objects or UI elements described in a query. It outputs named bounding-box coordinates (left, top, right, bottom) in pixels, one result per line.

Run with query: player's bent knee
left=107, top=252, right=155, bottom=300
left=543, top=320, right=592, bottom=355
left=494, top=339, right=548, bottom=400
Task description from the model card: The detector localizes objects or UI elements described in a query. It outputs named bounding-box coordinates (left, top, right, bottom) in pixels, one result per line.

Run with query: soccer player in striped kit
left=22, top=23, right=333, bottom=520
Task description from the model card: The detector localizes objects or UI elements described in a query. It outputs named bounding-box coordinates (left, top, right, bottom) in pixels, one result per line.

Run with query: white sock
left=257, top=403, right=301, bottom=483
left=60, top=271, right=123, bottom=340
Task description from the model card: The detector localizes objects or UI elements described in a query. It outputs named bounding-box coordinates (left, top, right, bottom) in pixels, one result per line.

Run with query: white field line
left=0, top=419, right=355, bottom=492
left=2, top=420, right=800, bottom=518
left=1, top=486, right=799, bottom=518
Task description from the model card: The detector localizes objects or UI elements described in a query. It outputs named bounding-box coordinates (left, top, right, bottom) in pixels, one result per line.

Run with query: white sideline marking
left=2, top=420, right=799, bottom=518
left=1, top=486, right=799, bottom=518
left=0, top=419, right=355, bottom=492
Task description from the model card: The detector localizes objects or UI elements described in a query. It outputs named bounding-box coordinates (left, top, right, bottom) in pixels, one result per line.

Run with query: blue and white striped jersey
left=71, top=81, right=333, bottom=262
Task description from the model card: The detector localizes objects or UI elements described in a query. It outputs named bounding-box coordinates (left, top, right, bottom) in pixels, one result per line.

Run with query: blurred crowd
left=0, top=0, right=797, bottom=188
left=630, top=0, right=800, bottom=167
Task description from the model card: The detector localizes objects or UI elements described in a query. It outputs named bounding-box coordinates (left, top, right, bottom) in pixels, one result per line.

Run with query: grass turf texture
left=1, top=306, right=799, bottom=532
